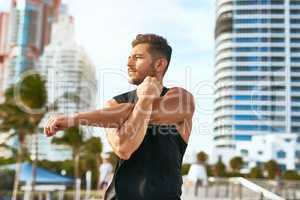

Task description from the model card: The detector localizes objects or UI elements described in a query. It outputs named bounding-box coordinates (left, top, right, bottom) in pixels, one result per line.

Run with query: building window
left=296, top=164, right=300, bottom=172
left=277, top=150, right=286, bottom=159
left=279, top=164, right=287, bottom=171
left=295, top=151, right=300, bottom=158
left=236, top=1, right=284, bottom=5
left=291, top=1, right=300, bottom=5
left=256, top=161, right=263, bottom=168
left=292, top=116, right=300, bottom=122
left=285, top=138, right=291, bottom=143
left=241, top=149, right=249, bottom=156
left=234, top=135, right=252, bottom=141
left=293, top=127, right=300, bottom=133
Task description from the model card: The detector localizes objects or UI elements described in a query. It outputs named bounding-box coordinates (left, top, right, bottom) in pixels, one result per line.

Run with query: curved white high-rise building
left=31, top=6, right=97, bottom=161
left=214, top=0, right=300, bottom=166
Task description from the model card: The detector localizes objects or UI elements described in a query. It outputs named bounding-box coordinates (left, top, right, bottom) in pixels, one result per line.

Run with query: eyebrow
left=129, top=53, right=144, bottom=58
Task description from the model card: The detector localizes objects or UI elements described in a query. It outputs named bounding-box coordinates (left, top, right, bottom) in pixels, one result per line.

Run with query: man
left=187, top=157, right=208, bottom=196
left=45, top=34, right=195, bottom=200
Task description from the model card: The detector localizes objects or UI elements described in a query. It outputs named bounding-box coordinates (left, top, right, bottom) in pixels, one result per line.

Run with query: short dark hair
left=132, top=34, right=172, bottom=73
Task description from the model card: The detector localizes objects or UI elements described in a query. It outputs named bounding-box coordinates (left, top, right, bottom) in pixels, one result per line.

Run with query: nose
left=127, top=56, right=135, bottom=67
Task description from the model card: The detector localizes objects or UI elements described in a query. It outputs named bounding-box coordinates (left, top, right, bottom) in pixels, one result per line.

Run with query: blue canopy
left=1, top=162, right=74, bottom=185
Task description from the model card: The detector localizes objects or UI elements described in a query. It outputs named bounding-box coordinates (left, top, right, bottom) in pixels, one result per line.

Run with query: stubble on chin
left=128, top=78, right=142, bottom=85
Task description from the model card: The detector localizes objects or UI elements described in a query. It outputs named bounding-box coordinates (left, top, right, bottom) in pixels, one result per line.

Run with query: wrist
left=72, top=113, right=80, bottom=126
left=136, top=98, right=154, bottom=115
left=138, top=96, right=156, bottom=104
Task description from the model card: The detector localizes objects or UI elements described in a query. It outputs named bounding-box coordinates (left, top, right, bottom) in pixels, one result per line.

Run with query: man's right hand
left=44, top=115, right=76, bottom=137
left=137, top=76, right=162, bottom=100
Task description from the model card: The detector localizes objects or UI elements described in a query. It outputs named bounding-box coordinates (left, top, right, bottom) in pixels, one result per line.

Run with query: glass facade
left=215, top=0, right=300, bottom=155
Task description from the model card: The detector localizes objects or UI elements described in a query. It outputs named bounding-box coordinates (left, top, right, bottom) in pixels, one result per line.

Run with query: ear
left=154, top=58, right=168, bottom=74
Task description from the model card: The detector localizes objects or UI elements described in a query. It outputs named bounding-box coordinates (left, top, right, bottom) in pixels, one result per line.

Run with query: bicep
left=103, top=99, right=133, bottom=149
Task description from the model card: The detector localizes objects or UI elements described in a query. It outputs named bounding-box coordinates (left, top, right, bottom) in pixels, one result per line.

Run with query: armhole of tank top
left=113, top=90, right=137, bottom=104
left=174, top=126, right=188, bottom=146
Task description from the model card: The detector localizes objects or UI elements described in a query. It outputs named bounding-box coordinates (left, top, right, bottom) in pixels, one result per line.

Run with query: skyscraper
left=0, top=12, right=9, bottom=102
left=35, top=5, right=97, bottom=161
left=7, top=0, right=61, bottom=84
left=214, top=0, right=300, bottom=165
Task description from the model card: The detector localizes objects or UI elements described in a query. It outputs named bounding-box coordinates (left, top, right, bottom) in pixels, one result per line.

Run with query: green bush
left=283, top=170, right=300, bottom=180
left=226, top=172, right=244, bottom=177
left=248, top=166, right=264, bottom=179
left=0, top=169, right=14, bottom=190
left=213, top=159, right=227, bottom=177
left=181, top=163, right=191, bottom=175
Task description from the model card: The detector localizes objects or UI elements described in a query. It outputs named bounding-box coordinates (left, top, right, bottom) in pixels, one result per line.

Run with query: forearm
left=73, top=103, right=134, bottom=128
left=107, top=97, right=154, bottom=159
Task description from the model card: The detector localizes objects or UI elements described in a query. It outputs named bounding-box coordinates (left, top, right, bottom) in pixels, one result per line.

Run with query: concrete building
left=32, top=6, right=97, bottom=161
left=0, top=12, right=10, bottom=102
left=7, top=0, right=61, bottom=84
left=237, top=134, right=300, bottom=172
left=214, top=0, right=300, bottom=165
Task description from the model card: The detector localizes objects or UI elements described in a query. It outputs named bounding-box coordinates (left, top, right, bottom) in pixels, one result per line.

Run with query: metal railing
left=230, top=177, right=284, bottom=200
left=182, top=177, right=291, bottom=200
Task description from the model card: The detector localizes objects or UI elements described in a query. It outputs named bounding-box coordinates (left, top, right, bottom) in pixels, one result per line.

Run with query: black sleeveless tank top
left=104, top=87, right=187, bottom=200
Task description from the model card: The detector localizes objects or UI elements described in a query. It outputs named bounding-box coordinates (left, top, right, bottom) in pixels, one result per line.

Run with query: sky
left=0, top=0, right=216, bottom=161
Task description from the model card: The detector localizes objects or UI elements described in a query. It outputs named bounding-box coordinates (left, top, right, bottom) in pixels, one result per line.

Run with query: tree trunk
left=96, top=155, right=101, bottom=189
left=74, top=152, right=80, bottom=189
left=12, top=131, right=26, bottom=200
left=30, top=131, right=38, bottom=200
left=12, top=144, right=22, bottom=200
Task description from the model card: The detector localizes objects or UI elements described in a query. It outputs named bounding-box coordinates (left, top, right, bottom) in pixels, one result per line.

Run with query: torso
left=104, top=87, right=187, bottom=200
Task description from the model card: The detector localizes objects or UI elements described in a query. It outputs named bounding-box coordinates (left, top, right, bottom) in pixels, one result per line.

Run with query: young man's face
left=127, top=43, right=156, bottom=85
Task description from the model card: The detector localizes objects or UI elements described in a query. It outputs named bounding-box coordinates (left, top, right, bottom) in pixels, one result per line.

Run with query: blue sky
left=1, top=0, right=216, bottom=161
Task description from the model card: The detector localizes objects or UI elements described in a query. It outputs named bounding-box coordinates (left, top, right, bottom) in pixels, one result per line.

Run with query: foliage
left=229, top=156, right=244, bottom=172
left=0, top=72, right=48, bottom=200
left=213, top=158, right=227, bottom=177
left=248, top=166, right=264, bottom=179
left=282, top=170, right=300, bottom=180
left=196, top=151, right=208, bottom=164
left=264, top=160, right=279, bottom=179
left=0, top=170, right=14, bottom=190
left=51, top=127, right=103, bottom=188
left=181, top=163, right=191, bottom=175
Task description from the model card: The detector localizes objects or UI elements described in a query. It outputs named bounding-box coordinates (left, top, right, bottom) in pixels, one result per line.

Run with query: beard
left=128, top=62, right=156, bottom=85
left=128, top=78, right=143, bottom=85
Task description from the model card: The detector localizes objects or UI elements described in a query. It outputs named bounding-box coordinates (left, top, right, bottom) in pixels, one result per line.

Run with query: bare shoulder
left=166, top=87, right=195, bottom=107
left=166, top=87, right=194, bottom=97
left=104, top=99, right=119, bottom=108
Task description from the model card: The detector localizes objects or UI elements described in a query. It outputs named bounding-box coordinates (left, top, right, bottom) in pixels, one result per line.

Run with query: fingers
left=44, top=117, right=53, bottom=137
left=49, top=117, right=58, bottom=135
left=44, top=116, right=60, bottom=137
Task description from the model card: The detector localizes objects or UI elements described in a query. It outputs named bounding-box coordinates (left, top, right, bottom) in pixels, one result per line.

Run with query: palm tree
left=18, top=73, right=47, bottom=200
left=51, top=126, right=85, bottom=180
left=52, top=127, right=103, bottom=188
left=0, top=72, right=48, bottom=200
left=82, top=137, right=102, bottom=188
left=0, top=87, right=35, bottom=200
